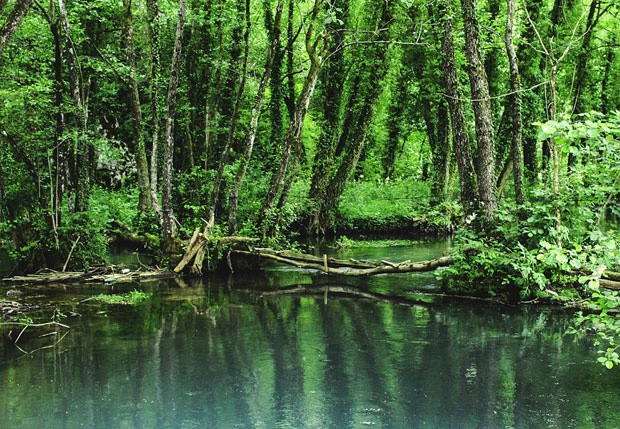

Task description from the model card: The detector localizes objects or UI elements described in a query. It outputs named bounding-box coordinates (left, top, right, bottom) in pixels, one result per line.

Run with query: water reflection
left=1, top=275, right=619, bottom=428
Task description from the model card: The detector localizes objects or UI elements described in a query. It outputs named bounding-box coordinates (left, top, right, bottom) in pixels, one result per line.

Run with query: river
left=1, top=240, right=619, bottom=428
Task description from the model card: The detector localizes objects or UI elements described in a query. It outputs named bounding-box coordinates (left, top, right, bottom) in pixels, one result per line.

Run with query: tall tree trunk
left=207, top=0, right=250, bottom=227
left=146, top=0, right=162, bottom=219
left=0, top=0, right=35, bottom=57
left=284, top=0, right=295, bottom=118
left=461, top=0, right=497, bottom=218
left=571, top=0, right=599, bottom=115
left=517, top=0, right=543, bottom=181
left=265, top=0, right=284, bottom=167
left=58, top=0, right=89, bottom=213
left=484, top=0, right=502, bottom=122
left=227, top=0, right=284, bottom=233
left=438, top=0, right=478, bottom=215
left=600, top=35, right=615, bottom=114
left=259, top=0, right=324, bottom=231
left=549, top=63, right=562, bottom=244
left=37, top=0, right=66, bottom=228
left=124, top=0, right=152, bottom=213
left=52, top=15, right=65, bottom=229
left=307, top=0, right=348, bottom=235
left=307, top=0, right=392, bottom=234
left=505, top=0, right=524, bottom=206
left=161, top=0, right=188, bottom=253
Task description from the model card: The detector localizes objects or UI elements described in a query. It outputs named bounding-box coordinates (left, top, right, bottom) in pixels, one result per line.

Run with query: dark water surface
left=1, top=241, right=619, bottom=428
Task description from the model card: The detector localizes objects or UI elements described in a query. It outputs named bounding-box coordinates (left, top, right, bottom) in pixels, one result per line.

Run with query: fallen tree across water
left=232, top=247, right=620, bottom=290
left=233, top=247, right=454, bottom=275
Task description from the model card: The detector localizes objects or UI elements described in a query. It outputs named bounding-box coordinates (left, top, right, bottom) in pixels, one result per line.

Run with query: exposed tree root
left=173, top=228, right=259, bottom=274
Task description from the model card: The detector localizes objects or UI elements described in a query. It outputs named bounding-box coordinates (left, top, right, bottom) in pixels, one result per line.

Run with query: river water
left=1, top=240, right=619, bottom=428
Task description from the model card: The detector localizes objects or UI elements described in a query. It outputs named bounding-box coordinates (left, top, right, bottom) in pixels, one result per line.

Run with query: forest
left=0, top=0, right=619, bottom=364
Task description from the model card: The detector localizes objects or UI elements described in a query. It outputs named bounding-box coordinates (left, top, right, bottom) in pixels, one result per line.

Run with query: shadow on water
left=1, top=240, right=619, bottom=428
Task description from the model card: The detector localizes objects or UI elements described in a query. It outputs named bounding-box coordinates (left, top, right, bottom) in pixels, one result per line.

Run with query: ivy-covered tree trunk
left=438, top=0, right=478, bottom=215
left=58, top=0, right=89, bottom=213
left=0, top=0, right=35, bottom=57
left=571, top=0, right=599, bottom=115
left=600, top=35, right=615, bottom=114
left=505, top=0, right=524, bottom=206
left=259, top=0, right=324, bottom=232
left=207, top=0, right=250, bottom=227
left=227, top=0, right=284, bottom=233
left=484, top=0, right=502, bottom=122
left=123, top=0, right=151, bottom=213
left=284, top=0, right=295, bottom=119
left=161, top=0, right=188, bottom=254
left=517, top=0, right=543, bottom=181
left=307, top=0, right=392, bottom=234
left=265, top=0, right=284, bottom=166
left=307, top=0, right=348, bottom=235
left=461, top=0, right=497, bottom=219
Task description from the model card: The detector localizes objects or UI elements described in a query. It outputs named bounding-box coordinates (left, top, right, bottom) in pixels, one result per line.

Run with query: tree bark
left=124, top=0, right=152, bottom=213
left=161, top=0, right=188, bottom=253
left=146, top=0, right=162, bottom=220
left=571, top=0, right=599, bottom=115
left=505, top=0, right=524, bottom=206
left=517, top=0, right=544, bottom=181
left=207, top=0, right=250, bottom=227
left=307, top=0, right=392, bottom=234
left=306, top=0, right=348, bottom=235
left=58, top=0, right=89, bottom=213
left=461, top=0, right=497, bottom=218
left=438, top=0, right=478, bottom=215
left=600, top=35, right=614, bottom=114
left=227, top=0, right=284, bottom=233
left=259, top=0, right=324, bottom=231
left=0, top=0, right=35, bottom=57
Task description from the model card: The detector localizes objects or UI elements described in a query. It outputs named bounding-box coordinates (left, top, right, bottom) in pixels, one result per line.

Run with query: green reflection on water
left=1, top=240, right=619, bottom=428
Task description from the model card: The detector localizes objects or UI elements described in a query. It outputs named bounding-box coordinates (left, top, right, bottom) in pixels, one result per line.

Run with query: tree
left=228, top=0, right=285, bottom=233
left=306, top=0, right=393, bottom=235
left=123, top=0, right=151, bottom=213
left=438, top=0, right=478, bottom=215
left=504, top=0, right=524, bottom=206
left=161, top=0, right=188, bottom=253
left=0, top=0, right=35, bottom=57
left=461, top=0, right=497, bottom=218
left=259, top=0, right=325, bottom=233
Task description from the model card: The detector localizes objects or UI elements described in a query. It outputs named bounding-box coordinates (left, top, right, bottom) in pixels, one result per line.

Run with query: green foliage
left=337, top=179, right=431, bottom=232
left=572, top=290, right=620, bottom=369
left=92, top=290, right=152, bottom=305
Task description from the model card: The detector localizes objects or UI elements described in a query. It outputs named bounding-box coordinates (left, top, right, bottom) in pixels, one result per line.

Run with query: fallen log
left=251, top=248, right=379, bottom=268
left=1, top=268, right=175, bottom=286
left=233, top=248, right=454, bottom=275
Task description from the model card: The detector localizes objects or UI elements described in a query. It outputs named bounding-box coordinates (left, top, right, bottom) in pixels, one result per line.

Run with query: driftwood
left=1, top=267, right=174, bottom=286
left=233, top=248, right=454, bottom=276
left=174, top=228, right=259, bottom=274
